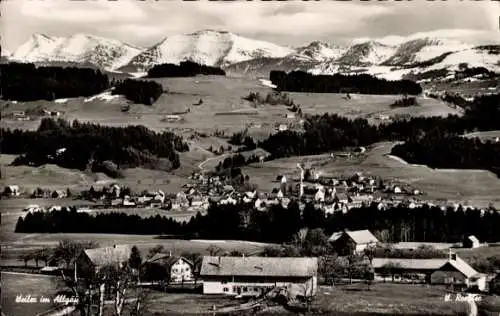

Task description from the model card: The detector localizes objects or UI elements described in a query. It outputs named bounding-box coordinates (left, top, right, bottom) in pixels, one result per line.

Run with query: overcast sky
left=1, top=0, right=499, bottom=52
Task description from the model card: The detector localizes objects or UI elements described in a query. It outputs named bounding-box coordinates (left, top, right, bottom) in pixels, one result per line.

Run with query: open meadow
left=1, top=75, right=461, bottom=138
left=242, top=141, right=500, bottom=209
left=1, top=75, right=465, bottom=194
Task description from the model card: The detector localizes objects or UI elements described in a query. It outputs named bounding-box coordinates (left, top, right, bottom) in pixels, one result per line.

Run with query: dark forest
left=111, top=79, right=163, bottom=105
left=269, top=71, right=423, bottom=95
left=1, top=63, right=109, bottom=101
left=147, top=61, right=226, bottom=78
left=15, top=202, right=500, bottom=245
left=1, top=118, right=189, bottom=176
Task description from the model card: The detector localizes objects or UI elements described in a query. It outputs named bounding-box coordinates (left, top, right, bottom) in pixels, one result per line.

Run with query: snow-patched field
left=259, top=79, right=277, bottom=89
left=83, top=91, right=120, bottom=103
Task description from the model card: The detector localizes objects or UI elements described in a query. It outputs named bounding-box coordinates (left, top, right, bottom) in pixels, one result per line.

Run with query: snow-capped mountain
left=336, top=41, right=397, bottom=66
left=382, top=37, right=473, bottom=66
left=120, top=30, right=294, bottom=72
left=11, top=33, right=144, bottom=70
left=7, top=30, right=499, bottom=81
left=295, top=41, right=347, bottom=62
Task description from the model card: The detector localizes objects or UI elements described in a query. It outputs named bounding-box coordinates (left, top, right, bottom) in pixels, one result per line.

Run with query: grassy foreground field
left=242, top=141, right=500, bottom=209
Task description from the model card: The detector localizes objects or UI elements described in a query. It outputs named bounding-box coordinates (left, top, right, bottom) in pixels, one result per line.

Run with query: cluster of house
left=75, top=245, right=319, bottom=299
left=8, top=109, right=63, bottom=121
left=69, top=229, right=498, bottom=301
left=328, top=229, right=496, bottom=292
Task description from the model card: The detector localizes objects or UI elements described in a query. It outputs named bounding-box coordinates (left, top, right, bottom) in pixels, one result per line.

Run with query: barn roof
left=442, top=256, right=480, bottom=279
left=372, top=258, right=448, bottom=270
left=146, top=253, right=193, bottom=267
left=468, top=235, right=480, bottom=244
left=200, top=256, right=318, bottom=277
left=328, top=230, right=379, bottom=244
left=83, top=245, right=131, bottom=267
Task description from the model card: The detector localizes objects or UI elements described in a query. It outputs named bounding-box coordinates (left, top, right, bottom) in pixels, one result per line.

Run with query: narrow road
left=198, top=154, right=231, bottom=172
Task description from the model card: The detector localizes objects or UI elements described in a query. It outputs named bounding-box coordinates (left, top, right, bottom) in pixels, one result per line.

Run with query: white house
left=328, top=229, right=379, bottom=255
left=200, top=256, right=318, bottom=298
left=4, top=185, right=21, bottom=196
left=463, top=235, right=481, bottom=249
left=278, top=124, right=288, bottom=132
left=145, top=253, right=195, bottom=283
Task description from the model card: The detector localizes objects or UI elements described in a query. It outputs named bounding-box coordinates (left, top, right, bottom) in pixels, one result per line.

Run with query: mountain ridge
left=6, top=30, right=500, bottom=80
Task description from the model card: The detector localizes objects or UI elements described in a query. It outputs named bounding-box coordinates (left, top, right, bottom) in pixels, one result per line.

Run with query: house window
left=223, top=287, right=229, bottom=292
left=243, top=287, right=248, bottom=292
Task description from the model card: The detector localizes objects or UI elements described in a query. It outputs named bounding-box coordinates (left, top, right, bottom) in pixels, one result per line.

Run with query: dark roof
left=200, top=256, right=318, bottom=277
left=146, top=253, right=193, bottom=268
left=83, top=245, right=131, bottom=267
left=372, top=258, right=447, bottom=270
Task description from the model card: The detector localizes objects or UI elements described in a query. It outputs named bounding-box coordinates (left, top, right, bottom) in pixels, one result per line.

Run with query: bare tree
left=206, top=245, right=223, bottom=256
left=319, top=255, right=341, bottom=287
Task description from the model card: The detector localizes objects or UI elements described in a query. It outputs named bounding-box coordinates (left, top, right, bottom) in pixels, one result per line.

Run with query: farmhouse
left=76, top=245, right=132, bottom=279
left=3, top=185, right=21, bottom=196
left=463, top=235, right=481, bottom=249
left=200, top=256, right=318, bottom=298
left=372, top=252, right=487, bottom=291
left=328, top=229, right=379, bottom=255
left=143, top=253, right=195, bottom=283
left=430, top=252, right=487, bottom=291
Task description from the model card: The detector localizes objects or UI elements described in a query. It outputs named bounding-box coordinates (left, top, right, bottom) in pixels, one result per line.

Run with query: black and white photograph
left=1, top=0, right=500, bottom=315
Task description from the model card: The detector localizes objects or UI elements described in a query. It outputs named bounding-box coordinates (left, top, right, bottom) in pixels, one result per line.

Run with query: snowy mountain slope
left=382, top=37, right=473, bottom=66
left=295, top=41, right=347, bottom=61
left=7, top=31, right=499, bottom=81
left=223, top=56, right=319, bottom=78
left=121, top=30, right=294, bottom=71
left=423, top=47, right=500, bottom=72
left=336, top=41, right=397, bottom=66
left=10, top=33, right=144, bottom=70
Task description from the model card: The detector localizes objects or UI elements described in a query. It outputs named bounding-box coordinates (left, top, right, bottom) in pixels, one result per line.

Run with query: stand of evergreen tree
left=391, top=134, right=500, bottom=177
left=15, top=202, right=500, bottom=245
left=1, top=63, right=109, bottom=101
left=147, top=61, right=225, bottom=78
left=1, top=118, right=188, bottom=175
left=111, top=79, right=163, bottom=105
left=258, top=94, right=500, bottom=166
left=269, top=71, right=422, bottom=95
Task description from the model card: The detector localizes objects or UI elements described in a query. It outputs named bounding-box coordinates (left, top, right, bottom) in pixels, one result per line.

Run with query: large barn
left=76, top=245, right=132, bottom=279
left=199, top=256, right=318, bottom=298
left=372, top=252, right=488, bottom=291
left=329, top=229, right=379, bottom=255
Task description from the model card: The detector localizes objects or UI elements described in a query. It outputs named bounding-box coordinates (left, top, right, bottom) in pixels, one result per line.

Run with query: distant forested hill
left=147, top=61, right=225, bottom=78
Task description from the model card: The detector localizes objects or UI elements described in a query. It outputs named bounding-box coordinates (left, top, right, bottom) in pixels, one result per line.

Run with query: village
left=4, top=155, right=484, bottom=219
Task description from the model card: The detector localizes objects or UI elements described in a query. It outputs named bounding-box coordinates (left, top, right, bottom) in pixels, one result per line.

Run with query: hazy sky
left=1, top=0, right=499, bottom=52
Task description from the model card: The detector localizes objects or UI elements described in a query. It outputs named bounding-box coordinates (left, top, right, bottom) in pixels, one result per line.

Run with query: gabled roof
left=346, top=230, right=379, bottom=244
left=83, top=245, right=131, bottom=267
left=146, top=253, right=193, bottom=268
left=200, top=256, right=318, bottom=278
left=468, top=235, right=480, bottom=243
left=328, top=230, right=379, bottom=244
left=442, top=256, right=480, bottom=279
left=372, top=258, right=448, bottom=270
left=328, top=232, right=344, bottom=242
